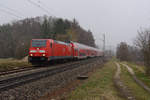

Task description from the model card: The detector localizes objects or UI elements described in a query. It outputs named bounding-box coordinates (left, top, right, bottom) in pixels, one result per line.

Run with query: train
left=28, top=39, right=103, bottom=64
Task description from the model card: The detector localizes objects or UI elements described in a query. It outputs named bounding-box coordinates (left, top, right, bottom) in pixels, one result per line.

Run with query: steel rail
left=0, top=58, right=99, bottom=92
left=0, top=66, right=36, bottom=76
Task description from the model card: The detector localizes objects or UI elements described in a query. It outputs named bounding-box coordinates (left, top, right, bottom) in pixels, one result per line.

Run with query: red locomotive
left=28, top=39, right=103, bottom=64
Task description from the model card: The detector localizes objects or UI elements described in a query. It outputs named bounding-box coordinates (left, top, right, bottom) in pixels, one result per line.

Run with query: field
left=0, top=57, right=32, bottom=71
left=68, top=60, right=125, bottom=100
left=120, top=63, right=150, bottom=100
left=1, top=57, right=150, bottom=100
left=66, top=59, right=150, bottom=100
left=125, top=62, right=150, bottom=88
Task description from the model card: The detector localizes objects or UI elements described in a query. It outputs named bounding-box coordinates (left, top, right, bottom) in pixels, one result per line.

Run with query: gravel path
left=114, top=62, right=136, bottom=100
left=122, top=63, right=150, bottom=94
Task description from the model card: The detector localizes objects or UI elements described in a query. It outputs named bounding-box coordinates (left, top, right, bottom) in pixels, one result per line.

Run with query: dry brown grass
left=0, top=57, right=31, bottom=71
left=68, top=60, right=125, bottom=100
left=120, top=63, right=150, bottom=100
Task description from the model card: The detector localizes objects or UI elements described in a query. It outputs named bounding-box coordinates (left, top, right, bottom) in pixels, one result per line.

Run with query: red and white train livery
left=28, top=39, right=103, bottom=64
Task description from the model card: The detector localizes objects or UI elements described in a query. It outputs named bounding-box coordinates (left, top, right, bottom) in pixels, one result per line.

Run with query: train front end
left=28, top=39, right=50, bottom=64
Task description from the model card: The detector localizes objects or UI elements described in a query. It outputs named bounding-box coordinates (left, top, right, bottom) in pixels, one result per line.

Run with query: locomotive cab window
left=32, top=40, right=47, bottom=47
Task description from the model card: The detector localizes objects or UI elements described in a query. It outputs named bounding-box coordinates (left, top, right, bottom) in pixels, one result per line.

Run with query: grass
left=120, top=63, right=150, bottom=100
left=0, top=58, right=32, bottom=71
left=67, top=61, right=125, bottom=100
left=125, top=62, right=146, bottom=73
left=125, top=62, right=150, bottom=90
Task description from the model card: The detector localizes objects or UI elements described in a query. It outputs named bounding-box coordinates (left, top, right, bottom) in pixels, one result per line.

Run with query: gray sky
left=0, top=0, right=150, bottom=49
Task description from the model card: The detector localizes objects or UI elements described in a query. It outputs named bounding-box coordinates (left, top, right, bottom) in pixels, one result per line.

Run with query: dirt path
left=114, top=62, right=136, bottom=100
left=122, top=63, right=150, bottom=94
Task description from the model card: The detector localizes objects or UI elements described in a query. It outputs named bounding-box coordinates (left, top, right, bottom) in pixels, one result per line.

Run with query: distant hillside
left=0, top=16, right=96, bottom=58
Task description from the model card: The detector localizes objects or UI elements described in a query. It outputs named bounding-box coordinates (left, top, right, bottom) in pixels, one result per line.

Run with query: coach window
left=75, top=49, right=77, bottom=52
left=50, top=42, right=53, bottom=48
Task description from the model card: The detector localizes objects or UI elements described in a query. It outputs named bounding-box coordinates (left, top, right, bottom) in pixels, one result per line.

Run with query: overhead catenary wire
left=27, top=0, right=54, bottom=16
left=37, top=0, right=58, bottom=16
left=37, top=0, right=49, bottom=9
left=0, top=8, right=22, bottom=19
left=0, top=4, right=25, bottom=18
left=36, top=0, right=66, bottom=18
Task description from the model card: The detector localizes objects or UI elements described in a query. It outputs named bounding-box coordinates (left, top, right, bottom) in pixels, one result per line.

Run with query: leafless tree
left=116, top=42, right=130, bottom=61
left=128, top=46, right=143, bottom=62
left=135, top=29, right=150, bottom=75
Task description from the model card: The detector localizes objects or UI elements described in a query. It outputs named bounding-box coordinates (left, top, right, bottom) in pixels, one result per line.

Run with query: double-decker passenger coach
left=28, top=39, right=103, bottom=65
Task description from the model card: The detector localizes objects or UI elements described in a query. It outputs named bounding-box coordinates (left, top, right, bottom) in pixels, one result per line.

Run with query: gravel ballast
left=0, top=58, right=103, bottom=100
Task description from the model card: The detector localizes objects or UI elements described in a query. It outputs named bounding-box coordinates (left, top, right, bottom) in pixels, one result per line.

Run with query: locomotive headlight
left=30, top=50, right=36, bottom=53
left=30, top=54, right=33, bottom=56
left=39, top=50, right=45, bottom=53
left=42, top=54, right=45, bottom=56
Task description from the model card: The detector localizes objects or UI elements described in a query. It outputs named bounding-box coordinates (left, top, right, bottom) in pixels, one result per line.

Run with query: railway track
left=0, top=61, right=82, bottom=76
left=0, top=66, right=36, bottom=76
left=0, top=58, right=100, bottom=92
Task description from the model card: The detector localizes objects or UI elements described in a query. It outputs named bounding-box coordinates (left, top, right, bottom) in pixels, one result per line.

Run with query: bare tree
left=128, top=46, right=143, bottom=62
left=135, top=29, right=150, bottom=75
left=116, top=42, right=130, bottom=61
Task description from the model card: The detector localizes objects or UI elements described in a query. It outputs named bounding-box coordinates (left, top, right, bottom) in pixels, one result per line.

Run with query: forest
left=0, top=16, right=96, bottom=59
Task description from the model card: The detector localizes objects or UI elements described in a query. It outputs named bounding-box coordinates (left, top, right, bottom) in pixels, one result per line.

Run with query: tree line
left=0, top=16, right=96, bottom=59
left=116, top=28, right=150, bottom=75
left=116, top=42, right=143, bottom=62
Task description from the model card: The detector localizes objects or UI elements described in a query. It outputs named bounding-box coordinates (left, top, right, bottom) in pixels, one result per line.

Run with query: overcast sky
left=0, top=0, right=150, bottom=49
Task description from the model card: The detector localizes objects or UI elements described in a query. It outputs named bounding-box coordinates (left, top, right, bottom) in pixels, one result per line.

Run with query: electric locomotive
left=28, top=39, right=103, bottom=64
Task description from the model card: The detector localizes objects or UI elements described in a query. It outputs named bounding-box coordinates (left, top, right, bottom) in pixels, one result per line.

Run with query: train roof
left=31, top=39, right=102, bottom=52
left=71, top=41, right=100, bottom=51
left=32, top=39, right=52, bottom=40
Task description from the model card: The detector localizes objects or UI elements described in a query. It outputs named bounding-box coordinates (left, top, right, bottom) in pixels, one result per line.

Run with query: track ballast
left=0, top=58, right=99, bottom=92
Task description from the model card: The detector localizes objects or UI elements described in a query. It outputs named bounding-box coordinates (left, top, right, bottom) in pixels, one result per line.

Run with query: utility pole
left=98, top=33, right=106, bottom=57
left=103, top=34, right=105, bottom=57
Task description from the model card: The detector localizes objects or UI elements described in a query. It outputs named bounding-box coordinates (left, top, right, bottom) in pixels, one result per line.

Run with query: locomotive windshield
left=32, top=40, right=47, bottom=47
